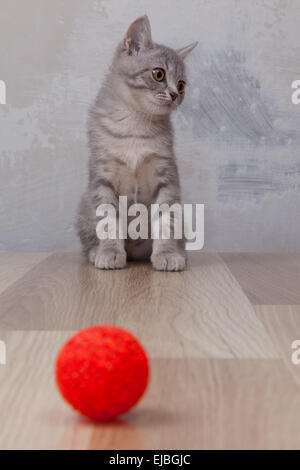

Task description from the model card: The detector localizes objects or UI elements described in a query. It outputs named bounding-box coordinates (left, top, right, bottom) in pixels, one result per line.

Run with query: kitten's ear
left=124, top=15, right=153, bottom=55
left=177, top=42, right=198, bottom=59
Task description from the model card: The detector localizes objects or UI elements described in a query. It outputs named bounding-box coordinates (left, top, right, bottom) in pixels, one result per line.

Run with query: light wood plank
left=221, top=253, right=300, bottom=305
left=0, top=331, right=71, bottom=450
left=0, top=253, right=276, bottom=359
left=255, top=305, right=300, bottom=387
left=0, top=331, right=299, bottom=450
left=0, top=252, right=51, bottom=295
left=89, top=358, right=300, bottom=450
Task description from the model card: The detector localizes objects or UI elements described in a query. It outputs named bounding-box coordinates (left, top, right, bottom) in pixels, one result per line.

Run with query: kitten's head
left=112, top=15, right=197, bottom=116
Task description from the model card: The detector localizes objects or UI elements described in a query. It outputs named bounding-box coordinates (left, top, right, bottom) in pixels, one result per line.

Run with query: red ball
left=55, top=326, right=150, bottom=421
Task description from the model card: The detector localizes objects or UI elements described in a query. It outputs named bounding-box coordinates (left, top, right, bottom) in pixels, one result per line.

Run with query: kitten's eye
left=177, top=80, right=186, bottom=94
left=152, top=68, right=165, bottom=82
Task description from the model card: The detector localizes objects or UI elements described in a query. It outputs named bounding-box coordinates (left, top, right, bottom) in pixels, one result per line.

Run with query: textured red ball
left=55, top=326, right=150, bottom=421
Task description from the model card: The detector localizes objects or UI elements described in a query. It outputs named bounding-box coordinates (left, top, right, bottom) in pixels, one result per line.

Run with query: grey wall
left=0, top=0, right=299, bottom=252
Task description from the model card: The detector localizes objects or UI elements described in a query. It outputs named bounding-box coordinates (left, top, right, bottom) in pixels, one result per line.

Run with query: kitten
left=76, top=15, right=197, bottom=271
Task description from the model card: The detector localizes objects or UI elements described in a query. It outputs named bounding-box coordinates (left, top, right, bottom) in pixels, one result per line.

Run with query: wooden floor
left=0, top=252, right=300, bottom=449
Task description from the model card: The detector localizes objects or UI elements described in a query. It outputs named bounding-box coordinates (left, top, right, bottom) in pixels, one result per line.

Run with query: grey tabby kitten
left=76, top=15, right=197, bottom=271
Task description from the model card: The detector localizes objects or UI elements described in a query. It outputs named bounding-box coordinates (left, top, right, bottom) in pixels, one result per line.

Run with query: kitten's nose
left=170, top=91, right=178, bottom=102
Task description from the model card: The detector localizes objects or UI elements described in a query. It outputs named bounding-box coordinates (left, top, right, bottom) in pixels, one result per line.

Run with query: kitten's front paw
left=89, top=247, right=127, bottom=270
left=151, top=252, right=186, bottom=272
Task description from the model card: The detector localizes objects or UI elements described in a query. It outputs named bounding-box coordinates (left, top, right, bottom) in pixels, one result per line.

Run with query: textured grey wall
left=0, top=0, right=299, bottom=252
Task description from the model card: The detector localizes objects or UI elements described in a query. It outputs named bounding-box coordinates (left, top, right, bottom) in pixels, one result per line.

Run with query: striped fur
left=76, top=16, right=197, bottom=271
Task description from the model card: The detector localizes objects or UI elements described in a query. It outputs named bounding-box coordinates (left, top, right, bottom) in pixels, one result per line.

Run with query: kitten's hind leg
left=125, top=238, right=152, bottom=261
left=88, top=246, right=98, bottom=265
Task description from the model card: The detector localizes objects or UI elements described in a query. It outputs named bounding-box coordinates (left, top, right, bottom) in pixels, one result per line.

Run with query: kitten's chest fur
left=94, top=107, right=174, bottom=204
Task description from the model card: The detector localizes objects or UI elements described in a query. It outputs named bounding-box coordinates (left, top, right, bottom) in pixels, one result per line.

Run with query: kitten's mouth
left=149, top=96, right=177, bottom=113
left=157, top=100, right=175, bottom=108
